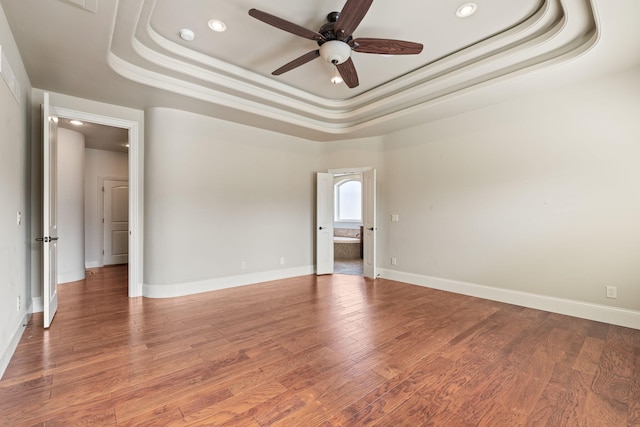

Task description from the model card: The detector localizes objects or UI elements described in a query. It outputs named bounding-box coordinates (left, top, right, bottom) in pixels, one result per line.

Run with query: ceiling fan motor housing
left=319, top=40, right=352, bottom=64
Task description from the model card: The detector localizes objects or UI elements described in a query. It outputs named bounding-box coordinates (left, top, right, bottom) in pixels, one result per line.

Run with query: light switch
left=391, top=214, right=399, bottom=222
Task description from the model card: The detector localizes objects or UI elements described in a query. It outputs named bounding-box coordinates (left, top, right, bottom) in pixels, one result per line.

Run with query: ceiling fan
left=248, top=0, right=423, bottom=88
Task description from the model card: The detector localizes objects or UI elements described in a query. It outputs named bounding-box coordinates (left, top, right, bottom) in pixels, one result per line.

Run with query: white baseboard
left=0, top=310, right=31, bottom=379
left=58, top=269, right=86, bottom=284
left=143, top=265, right=316, bottom=298
left=378, top=268, right=640, bottom=330
left=85, top=261, right=102, bottom=269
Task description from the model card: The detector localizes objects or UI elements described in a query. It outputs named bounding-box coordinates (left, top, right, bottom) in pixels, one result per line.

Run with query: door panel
left=363, top=169, right=376, bottom=279
left=316, top=172, right=334, bottom=275
left=104, top=180, right=129, bottom=265
left=43, top=93, right=59, bottom=328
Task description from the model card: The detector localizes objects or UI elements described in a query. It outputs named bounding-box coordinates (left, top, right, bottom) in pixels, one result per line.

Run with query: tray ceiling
left=1, top=0, right=615, bottom=140
left=108, top=0, right=597, bottom=135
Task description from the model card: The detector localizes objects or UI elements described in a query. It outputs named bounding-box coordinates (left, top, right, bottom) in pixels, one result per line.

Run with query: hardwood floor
left=1, top=266, right=639, bottom=426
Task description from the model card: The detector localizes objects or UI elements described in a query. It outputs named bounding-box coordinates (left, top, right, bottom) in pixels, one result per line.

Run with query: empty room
left=0, top=0, right=639, bottom=425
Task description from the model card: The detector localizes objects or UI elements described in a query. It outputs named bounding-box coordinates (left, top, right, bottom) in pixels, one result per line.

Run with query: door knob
left=35, top=236, right=59, bottom=242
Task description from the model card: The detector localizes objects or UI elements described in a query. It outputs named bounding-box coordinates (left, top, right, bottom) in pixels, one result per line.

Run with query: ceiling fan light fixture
left=208, top=19, right=227, bottom=32
left=319, top=40, right=351, bottom=65
left=330, top=66, right=343, bottom=84
left=456, top=3, right=477, bottom=18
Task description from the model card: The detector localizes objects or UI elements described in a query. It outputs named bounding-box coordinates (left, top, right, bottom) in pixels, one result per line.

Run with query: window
left=335, top=179, right=362, bottom=222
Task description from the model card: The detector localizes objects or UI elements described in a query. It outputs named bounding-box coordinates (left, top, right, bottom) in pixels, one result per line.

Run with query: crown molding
left=107, top=0, right=598, bottom=137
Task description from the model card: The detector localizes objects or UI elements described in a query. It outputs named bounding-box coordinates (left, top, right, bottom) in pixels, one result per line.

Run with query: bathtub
left=334, top=236, right=360, bottom=243
left=334, top=235, right=362, bottom=260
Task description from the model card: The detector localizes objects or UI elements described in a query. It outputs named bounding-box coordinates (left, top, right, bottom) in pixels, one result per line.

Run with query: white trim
left=85, top=261, right=101, bottom=269
left=143, top=266, right=314, bottom=299
left=0, top=310, right=30, bottom=379
left=53, top=107, right=142, bottom=297
left=328, top=167, right=372, bottom=174
left=378, top=269, right=640, bottom=330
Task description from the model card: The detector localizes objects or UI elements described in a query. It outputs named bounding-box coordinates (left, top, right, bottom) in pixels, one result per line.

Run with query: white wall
left=84, top=148, right=128, bottom=268
left=0, top=3, right=32, bottom=378
left=144, top=107, right=327, bottom=296
left=382, top=66, right=640, bottom=321
left=57, top=128, right=85, bottom=283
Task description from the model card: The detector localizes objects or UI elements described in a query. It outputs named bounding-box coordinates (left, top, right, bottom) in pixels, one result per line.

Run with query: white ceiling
left=58, top=119, right=129, bottom=153
left=2, top=0, right=639, bottom=141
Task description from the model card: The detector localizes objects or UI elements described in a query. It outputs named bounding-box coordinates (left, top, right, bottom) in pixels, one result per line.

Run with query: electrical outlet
left=606, top=286, right=617, bottom=299
left=391, top=257, right=397, bottom=266
left=241, top=261, right=247, bottom=269
left=280, top=257, right=285, bottom=265
left=16, top=211, right=21, bottom=225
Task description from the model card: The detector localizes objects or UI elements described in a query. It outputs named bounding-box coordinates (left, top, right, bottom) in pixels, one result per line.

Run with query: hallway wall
left=57, top=128, right=85, bottom=283
left=84, top=148, right=128, bottom=268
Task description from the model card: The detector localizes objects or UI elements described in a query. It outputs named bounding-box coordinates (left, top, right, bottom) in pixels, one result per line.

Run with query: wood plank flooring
left=1, top=266, right=639, bottom=426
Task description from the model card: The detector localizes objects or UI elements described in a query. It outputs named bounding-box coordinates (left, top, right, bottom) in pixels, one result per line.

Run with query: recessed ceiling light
left=456, top=3, right=477, bottom=17
left=179, top=28, right=195, bottom=41
left=69, top=120, right=84, bottom=126
left=208, top=19, right=227, bottom=32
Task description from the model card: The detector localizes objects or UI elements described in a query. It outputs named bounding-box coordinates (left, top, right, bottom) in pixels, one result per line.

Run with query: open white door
left=103, top=180, right=129, bottom=265
left=41, top=93, right=59, bottom=328
left=363, top=169, right=376, bottom=279
left=316, top=172, right=334, bottom=275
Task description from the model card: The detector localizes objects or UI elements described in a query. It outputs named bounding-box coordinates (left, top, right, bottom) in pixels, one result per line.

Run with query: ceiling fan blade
left=352, top=38, right=424, bottom=55
left=335, top=0, right=373, bottom=39
left=336, top=58, right=359, bottom=88
left=249, top=9, right=325, bottom=42
left=272, top=50, right=320, bottom=75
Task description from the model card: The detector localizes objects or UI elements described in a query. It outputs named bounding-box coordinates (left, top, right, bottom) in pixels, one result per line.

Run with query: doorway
left=333, top=172, right=364, bottom=275
left=317, top=167, right=377, bottom=278
left=57, top=120, right=130, bottom=271
left=47, top=103, right=141, bottom=297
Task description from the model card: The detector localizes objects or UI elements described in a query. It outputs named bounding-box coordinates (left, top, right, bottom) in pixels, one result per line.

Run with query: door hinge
left=102, top=186, right=104, bottom=192
left=102, top=250, right=104, bottom=255
left=102, top=218, right=104, bottom=223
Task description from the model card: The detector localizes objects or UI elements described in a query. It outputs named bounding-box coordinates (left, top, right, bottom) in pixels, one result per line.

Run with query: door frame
left=327, top=166, right=377, bottom=278
left=53, top=107, right=142, bottom=297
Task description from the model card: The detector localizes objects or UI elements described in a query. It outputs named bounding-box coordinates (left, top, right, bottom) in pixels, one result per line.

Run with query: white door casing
left=42, top=93, right=59, bottom=328
left=51, top=105, right=140, bottom=297
left=316, top=172, right=334, bottom=275
left=363, top=169, right=377, bottom=279
left=103, top=180, right=129, bottom=265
